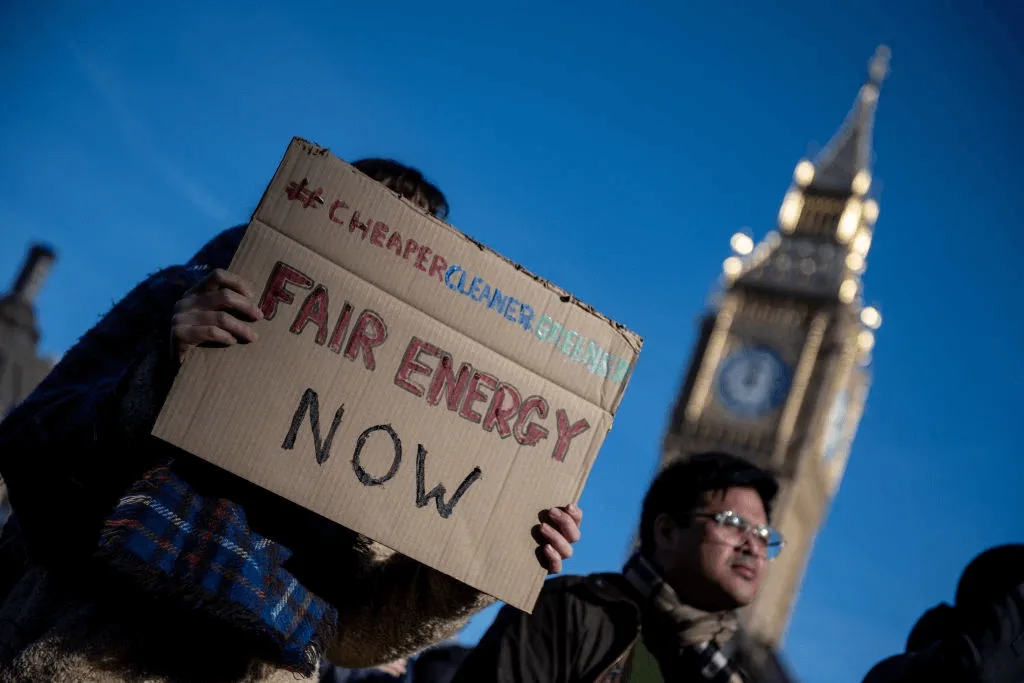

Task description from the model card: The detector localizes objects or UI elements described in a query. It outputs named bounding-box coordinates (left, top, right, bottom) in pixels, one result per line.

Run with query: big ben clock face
left=716, top=345, right=792, bottom=417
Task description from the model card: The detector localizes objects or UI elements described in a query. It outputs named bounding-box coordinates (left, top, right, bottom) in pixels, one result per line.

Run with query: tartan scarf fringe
left=623, top=553, right=745, bottom=682
left=96, top=461, right=338, bottom=676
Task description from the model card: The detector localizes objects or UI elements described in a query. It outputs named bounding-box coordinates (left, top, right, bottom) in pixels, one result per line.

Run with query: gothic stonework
left=0, top=243, right=57, bottom=532
left=660, top=47, right=889, bottom=650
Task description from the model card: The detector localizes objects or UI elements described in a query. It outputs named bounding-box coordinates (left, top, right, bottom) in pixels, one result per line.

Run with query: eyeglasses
left=692, top=510, right=785, bottom=559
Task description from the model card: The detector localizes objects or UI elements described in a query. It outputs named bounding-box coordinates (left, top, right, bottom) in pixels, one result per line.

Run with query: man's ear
left=652, top=512, right=682, bottom=552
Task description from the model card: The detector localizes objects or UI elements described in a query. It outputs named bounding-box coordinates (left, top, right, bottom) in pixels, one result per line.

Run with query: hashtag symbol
left=285, top=179, right=325, bottom=209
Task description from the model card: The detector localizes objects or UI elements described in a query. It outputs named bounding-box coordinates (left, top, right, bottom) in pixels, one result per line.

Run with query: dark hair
left=955, top=543, right=1024, bottom=609
left=351, top=157, right=450, bottom=220
left=639, top=452, right=779, bottom=556
left=905, top=603, right=959, bottom=652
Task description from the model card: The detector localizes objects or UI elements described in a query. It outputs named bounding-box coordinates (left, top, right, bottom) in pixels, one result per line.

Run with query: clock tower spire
left=660, top=47, right=889, bottom=651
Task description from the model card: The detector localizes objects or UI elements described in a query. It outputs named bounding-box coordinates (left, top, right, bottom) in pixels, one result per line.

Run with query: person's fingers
left=207, top=310, right=259, bottom=343
left=197, top=268, right=256, bottom=300
left=191, top=288, right=262, bottom=321
left=538, top=522, right=574, bottom=561
left=547, top=506, right=581, bottom=544
left=544, top=544, right=562, bottom=574
left=179, top=324, right=238, bottom=349
left=173, top=310, right=259, bottom=345
left=565, top=502, right=583, bottom=526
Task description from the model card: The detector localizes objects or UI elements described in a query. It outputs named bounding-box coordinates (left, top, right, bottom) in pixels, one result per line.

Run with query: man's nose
left=736, top=535, right=763, bottom=558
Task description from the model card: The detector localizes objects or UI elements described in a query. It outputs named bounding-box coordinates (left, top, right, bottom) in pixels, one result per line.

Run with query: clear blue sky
left=2, top=2, right=1022, bottom=681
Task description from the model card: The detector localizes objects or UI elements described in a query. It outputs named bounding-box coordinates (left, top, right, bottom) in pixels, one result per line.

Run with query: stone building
left=0, top=243, right=58, bottom=531
left=658, top=46, right=891, bottom=678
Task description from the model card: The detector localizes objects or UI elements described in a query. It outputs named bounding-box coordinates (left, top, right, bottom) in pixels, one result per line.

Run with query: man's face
left=653, top=486, right=770, bottom=611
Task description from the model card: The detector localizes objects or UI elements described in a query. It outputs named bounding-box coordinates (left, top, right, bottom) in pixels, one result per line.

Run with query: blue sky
left=2, top=2, right=1022, bottom=680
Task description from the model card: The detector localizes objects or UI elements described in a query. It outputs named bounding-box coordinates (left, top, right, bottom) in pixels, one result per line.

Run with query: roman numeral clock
left=658, top=46, right=891, bottom=653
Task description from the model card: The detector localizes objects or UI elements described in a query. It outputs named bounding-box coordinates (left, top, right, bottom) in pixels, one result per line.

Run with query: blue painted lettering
left=536, top=315, right=554, bottom=340
left=440, top=268, right=629, bottom=383
left=560, top=330, right=578, bottom=356
left=458, top=273, right=474, bottom=296
left=504, top=298, right=520, bottom=323
left=488, top=288, right=507, bottom=315
left=610, top=357, right=630, bottom=383
left=445, top=265, right=465, bottom=291
left=518, top=303, right=534, bottom=332
left=468, top=276, right=485, bottom=300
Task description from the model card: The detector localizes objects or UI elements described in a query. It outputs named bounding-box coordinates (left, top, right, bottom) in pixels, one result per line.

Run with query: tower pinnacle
left=805, top=45, right=890, bottom=195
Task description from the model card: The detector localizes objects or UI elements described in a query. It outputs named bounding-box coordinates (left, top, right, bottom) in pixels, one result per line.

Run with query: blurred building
left=0, top=243, right=58, bottom=531
left=659, top=46, right=890, bottom=674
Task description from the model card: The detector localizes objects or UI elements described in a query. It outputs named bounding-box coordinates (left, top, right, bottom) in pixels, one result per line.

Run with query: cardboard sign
left=152, top=138, right=642, bottom=611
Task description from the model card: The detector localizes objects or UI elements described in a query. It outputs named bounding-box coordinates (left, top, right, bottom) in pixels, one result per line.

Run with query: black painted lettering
left=415, top=444, right=482, bottom=519
left=282, top=388, right=345, bottom=465
left=352, top=424, right=402, bottom=486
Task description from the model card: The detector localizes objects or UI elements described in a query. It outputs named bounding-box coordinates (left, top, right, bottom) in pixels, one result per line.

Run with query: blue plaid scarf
left=97, top=460, right=338, bottom=675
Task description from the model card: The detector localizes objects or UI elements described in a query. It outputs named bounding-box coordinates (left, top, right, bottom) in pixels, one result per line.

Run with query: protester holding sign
left=451, top=452, right=781, bottom=683
left=0, top=158, right=583, bottom=683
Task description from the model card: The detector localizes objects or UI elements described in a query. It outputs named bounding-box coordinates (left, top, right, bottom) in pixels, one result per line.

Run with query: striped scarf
left=97, top=460, right=338, bottom=676
left=622, top=553, right=746, bottom=683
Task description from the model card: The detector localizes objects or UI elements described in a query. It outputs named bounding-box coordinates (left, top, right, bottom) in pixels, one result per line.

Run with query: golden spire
left=805, top=45, right=890, bottom=196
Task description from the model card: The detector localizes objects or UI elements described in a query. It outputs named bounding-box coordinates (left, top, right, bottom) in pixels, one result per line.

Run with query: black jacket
left=862, top=582, right=1024, bottom=683
left=451, top=572, right=768, bottom=683
left=451, top=573, right=641, bottom=683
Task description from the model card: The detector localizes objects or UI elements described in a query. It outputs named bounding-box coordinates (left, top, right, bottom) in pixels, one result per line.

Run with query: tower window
left=796, top=195, right=845, bottom=238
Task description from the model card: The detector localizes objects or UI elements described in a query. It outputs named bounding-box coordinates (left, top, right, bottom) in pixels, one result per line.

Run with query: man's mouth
left=731, top=563, right=757, bottom=581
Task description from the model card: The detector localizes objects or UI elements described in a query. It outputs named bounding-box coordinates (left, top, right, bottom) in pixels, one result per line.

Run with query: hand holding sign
left=537, top=504, right=583, bottom=575
left=171, top=268, right=263, bottom=364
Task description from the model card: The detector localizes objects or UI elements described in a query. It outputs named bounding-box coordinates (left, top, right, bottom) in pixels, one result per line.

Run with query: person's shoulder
left=187, top=225, right=248, bottom=269
left=861, top=654, right=906, bottom=683
left=535, top=572, right=637, bottom=610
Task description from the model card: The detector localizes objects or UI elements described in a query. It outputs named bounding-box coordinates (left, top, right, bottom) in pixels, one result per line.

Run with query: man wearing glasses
left=451, top=451, right=782, bottom=683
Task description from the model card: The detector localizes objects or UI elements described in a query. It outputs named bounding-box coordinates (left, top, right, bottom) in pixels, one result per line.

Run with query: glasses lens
left=766, top=529, right=784, bottom=559
left=713, top=512, right=784, bottom=559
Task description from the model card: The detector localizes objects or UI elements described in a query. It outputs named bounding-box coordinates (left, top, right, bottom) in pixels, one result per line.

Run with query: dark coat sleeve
left=861, top=583, right=1024, bottom=683
left=0, top=226, right=246, bottom=563
left=0, top=265, right=204, bottom=561
left=450, top=577, right=619, bottom=683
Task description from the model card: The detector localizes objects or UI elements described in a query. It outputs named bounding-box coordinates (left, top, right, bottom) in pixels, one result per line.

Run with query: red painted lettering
left=349, top=211, right=370, bottom=239
left=428, top=254, right=448, bottom=282
left=427, top=354, right=473, bottom=412
left=285, top=179, right=324, bottom=208
left=290, top=284, right=330, bottom=345
left=415, top=245, right=432, bottom=272
left=343, top=310, right=388, bottom=371
left=514, top=396, right=549, bottom=447
left=551, top=409, right=590, bottom=462
left=459, top=371, right=498, bottom=424
left=329, top=200, right=350, bottom=224
left=385, top=232, right=404, bottom=257
left=327, top=301, right=354, bottom=354
left=370, top=221, right=389, bottom=247
left=482, top=383, right=522, bottom=438
left=403, top=238, right=419, bottom=260
left=394, top=337, right=440, bottom=397
left=259, top=261, right=313, bottom=320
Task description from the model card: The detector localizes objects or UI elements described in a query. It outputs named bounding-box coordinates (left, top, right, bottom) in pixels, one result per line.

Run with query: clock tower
left=661, top=46, right=890, bottom=649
